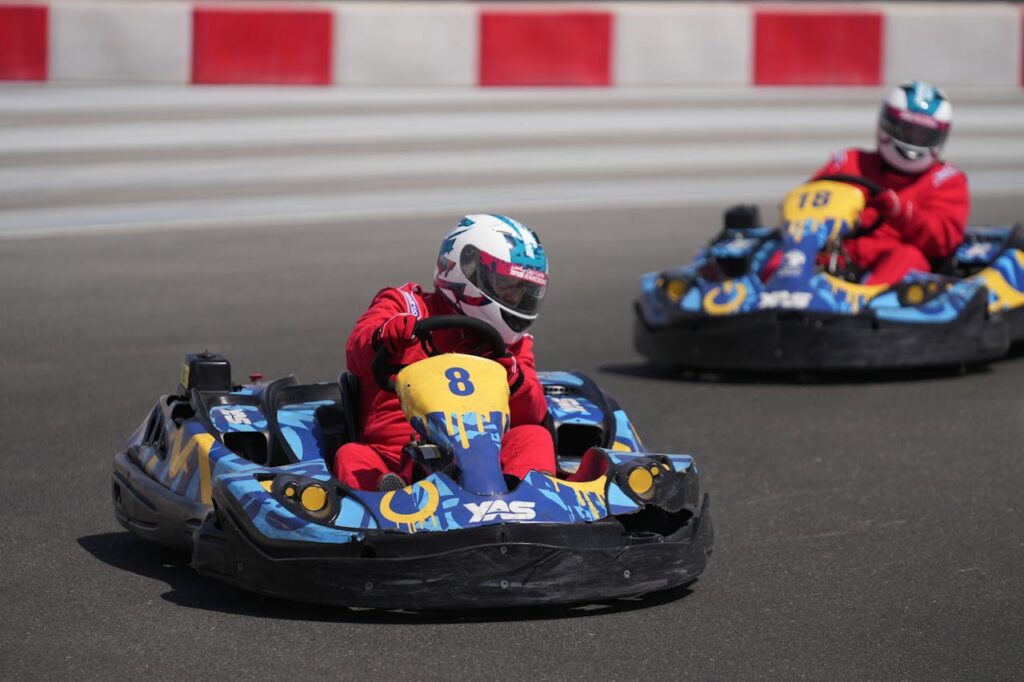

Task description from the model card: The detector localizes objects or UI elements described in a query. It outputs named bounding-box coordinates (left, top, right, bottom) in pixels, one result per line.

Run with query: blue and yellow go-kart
left=635, top=174, right=1024, bottom=371
left=112, top=317, right=712, bottom=609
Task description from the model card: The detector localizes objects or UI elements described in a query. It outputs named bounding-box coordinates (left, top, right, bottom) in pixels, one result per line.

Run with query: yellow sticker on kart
left=781, top=180, right=866, bottom=241
left=395, top=353, right=510, bottom=426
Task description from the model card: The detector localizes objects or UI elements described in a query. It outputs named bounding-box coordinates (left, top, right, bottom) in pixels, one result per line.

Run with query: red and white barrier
left=50, top=1, right=190, bottom=82
left=1, top=2, right=1021, bottom=87
left=884, top=4, right=1022, bottom=87
left=334, top=4, right=476, bottom=86
left=614, top=4, right=752, bottom=86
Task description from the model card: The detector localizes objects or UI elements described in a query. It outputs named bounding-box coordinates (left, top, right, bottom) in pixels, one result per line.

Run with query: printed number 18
left=798, top=190, right=832, bottom=209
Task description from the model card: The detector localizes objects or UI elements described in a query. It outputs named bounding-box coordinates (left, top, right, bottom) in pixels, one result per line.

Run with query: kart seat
left=316, top=372, right=361, bottom=474
left=950, top=223, right=1024, bottom=277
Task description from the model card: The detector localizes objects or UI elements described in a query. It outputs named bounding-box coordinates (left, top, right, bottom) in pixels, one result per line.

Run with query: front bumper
left=634, top=291, right=1009, bottom=371
left=193, top=494, right=712, bottom=610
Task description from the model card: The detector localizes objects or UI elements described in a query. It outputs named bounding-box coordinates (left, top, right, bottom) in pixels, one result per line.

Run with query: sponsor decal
left=962, top=242, right=994, bottom=260
left=400, top=288, right=422, bottom=319
left=550, top=397, right=588, bottom=415
left=932, top=164, right=960, bottom=187
left=507, top=263, right=548, bottom=285
left=776, top=250, right=807, bottom=278
left=221, top=409, right=252, bottom=426
left=465, top=500, right=536, bottom=523
left=480, top=250, right=548, bottom=285
left=758, top=290, right=813, bottom=310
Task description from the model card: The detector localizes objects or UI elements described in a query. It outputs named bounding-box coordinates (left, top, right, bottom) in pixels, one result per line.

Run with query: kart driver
left=334, top=214, right=557, bottom=491
left=783, top=81, right=969, bottom=285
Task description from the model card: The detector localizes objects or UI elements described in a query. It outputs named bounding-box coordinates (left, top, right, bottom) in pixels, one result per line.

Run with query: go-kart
left=112, top=316, right=712, bottom=609
left=635, top=174, right=1024, bottom=371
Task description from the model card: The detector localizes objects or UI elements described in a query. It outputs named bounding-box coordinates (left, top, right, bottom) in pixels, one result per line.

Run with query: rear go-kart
left=635, top=174, right=1023, bottom=371
left=112, top=316, right=712, bottom=609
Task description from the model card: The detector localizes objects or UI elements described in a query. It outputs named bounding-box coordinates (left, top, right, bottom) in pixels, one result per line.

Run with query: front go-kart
left=112, top=317, right=711, bottom=609
left=635, top=175, right=1017, bottom=371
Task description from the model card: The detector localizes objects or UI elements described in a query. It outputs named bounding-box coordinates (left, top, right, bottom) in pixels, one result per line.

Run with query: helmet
left=877, top=81, right=952, bottom=175
left=434, top=214, right=548, bottom=345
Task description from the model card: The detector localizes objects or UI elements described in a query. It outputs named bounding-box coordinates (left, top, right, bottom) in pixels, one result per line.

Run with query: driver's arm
left=507, top=334, right=548, bottom=427
left=345, top=287, right=415, bottom=381
left=892, top=168, right=969, bottom=260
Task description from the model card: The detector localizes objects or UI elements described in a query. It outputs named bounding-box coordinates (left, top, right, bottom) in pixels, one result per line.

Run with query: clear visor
left=880, top=105, right=948, bottom=149
left=460, top=245, right=547, bottom=317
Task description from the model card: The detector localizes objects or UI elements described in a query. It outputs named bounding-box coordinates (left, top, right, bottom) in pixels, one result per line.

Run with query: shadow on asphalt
left=78, top=532, right=695, bottom=623
left=600, top=359, right=1006, bottom=386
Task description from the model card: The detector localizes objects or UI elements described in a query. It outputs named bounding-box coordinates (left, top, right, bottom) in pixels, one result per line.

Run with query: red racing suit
left=812, top=149, right=969, bottom=285
left=334, top=282, right=555, bottom=490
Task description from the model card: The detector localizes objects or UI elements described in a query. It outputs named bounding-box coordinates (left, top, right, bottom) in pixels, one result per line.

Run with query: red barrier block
left=192, top=7, right=332, bottom=85
left=0, top=5, right=47, bottom=81
left=480, top=11, right=612, bottom=86
left=755, top=9, right=882, bottom=86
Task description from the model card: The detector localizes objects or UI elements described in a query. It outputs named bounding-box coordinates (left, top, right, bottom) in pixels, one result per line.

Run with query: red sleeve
left=344, top=287, right=413, bottom=380
left=507, top=334, right=548, bottom=427
left=896, top=168, right=969, bottom=260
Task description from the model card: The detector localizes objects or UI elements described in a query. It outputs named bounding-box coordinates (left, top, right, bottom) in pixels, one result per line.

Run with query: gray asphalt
left=2, top=199, right=1023, bottom=680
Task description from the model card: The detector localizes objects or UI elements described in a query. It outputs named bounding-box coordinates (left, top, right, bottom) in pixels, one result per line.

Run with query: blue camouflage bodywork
left=126, top=371, right=695, bottom=548
left=639, top=222, right=1023, bottom=326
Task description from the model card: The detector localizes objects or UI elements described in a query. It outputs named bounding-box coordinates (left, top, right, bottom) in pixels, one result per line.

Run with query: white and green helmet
left=434, top=214, right=549, bottom=344
left=877, top=81, right=952, bottom=174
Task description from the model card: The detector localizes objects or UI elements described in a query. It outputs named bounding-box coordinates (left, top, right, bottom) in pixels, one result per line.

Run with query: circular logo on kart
left=778, top=250, right=807, bottom=277
left=778, top=249, right=802, bottom=270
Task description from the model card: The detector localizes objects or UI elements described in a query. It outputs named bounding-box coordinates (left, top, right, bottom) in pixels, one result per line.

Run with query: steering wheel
left=816, top=173, right=884, bottom=236
left=372, top=315, right=507, bottom=392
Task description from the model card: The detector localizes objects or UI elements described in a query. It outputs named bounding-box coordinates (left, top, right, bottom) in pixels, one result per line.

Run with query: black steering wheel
left=816, top=173, right=884, bottom=236
left=372, top=315, right=507, bottom=392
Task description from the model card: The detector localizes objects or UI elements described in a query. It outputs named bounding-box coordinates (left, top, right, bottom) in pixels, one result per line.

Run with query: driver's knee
left=501, top=424, right=556, bottom=479
left=863, top=244, right=929, bottom=285
left=334, top=442, right=390, bottom=490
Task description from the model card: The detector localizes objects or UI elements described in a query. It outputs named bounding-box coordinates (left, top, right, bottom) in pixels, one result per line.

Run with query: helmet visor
left=880, top=105, right=949, bottom=149
left=460, top=245, right=547, bottom=317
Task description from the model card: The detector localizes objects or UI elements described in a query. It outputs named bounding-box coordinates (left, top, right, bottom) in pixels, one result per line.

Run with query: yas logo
left=465, top=500, right=536, bottom=523
left=758, top=290, right=813, bottom=310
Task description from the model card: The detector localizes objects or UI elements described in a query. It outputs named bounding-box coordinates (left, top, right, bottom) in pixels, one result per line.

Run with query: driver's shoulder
left=927, top=161, right=966, bottom=188
left=376, top=281, right=428, bottom=319
left=816, top=147, right=867, bottom=177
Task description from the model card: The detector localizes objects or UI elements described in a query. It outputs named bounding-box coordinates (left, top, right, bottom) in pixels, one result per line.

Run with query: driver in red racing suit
left=772, top=81, right=969, bottom=285
left=334, top=215, right=556, bottom=491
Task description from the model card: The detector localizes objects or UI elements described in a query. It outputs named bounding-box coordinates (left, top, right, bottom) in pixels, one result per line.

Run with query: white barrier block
left=885, top=4, right=1022, bottom=86
left=335, top=4, right=477, bottom=86
left=50, top=1, right=190, bottom=83
left=614, top=3, right=752, bottom=86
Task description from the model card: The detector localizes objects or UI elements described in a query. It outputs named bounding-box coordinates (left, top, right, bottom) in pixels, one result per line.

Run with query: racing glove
left=494, top=353, right=525, bottom=395
left=869, top=189, right=913, bottom=228
left=374, top=313, right=417, bottom=355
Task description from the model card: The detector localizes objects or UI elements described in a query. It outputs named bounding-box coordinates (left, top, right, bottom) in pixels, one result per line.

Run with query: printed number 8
left=445, top=367, right=475, bottom=396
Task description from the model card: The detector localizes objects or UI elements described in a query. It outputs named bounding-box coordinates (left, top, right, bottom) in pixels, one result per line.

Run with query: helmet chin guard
left=433, top=214, right=548, bottom=345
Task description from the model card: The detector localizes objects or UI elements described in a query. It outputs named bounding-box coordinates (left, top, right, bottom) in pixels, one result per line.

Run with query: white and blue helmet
left=434, top=214, right=549, bottom=344
left=877, top=81, right=952, bottom=174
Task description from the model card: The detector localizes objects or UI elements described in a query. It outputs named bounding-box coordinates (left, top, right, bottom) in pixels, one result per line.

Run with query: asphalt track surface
left=2, top=199, right=1023, bottom=680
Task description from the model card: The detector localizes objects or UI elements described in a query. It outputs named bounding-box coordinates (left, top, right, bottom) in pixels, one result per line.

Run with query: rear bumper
left=193, top=494, right=713, bottom=610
